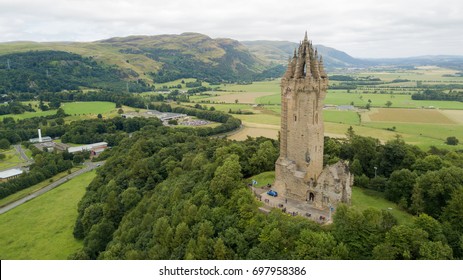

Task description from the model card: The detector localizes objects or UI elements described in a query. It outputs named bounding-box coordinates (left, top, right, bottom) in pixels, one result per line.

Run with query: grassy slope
left=351, top=187, right=413, bottom=225
left=0, top=170, right=96, bottom=260
left=0, top=41, right=161, bottom=81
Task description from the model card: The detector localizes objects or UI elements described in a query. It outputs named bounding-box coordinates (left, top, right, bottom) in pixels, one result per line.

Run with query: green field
left=61, top=101, right=115, bottom=115
left=0, top=148, right=27, bottom=169
left=257, top=91, right=463, bottom=110
left=352, top=187, right=413, bottom=225
left=324, top=110, right=360, bottom=125
left=0, top=170, right=96, bottom=259
left=0, top=101, right=117, bottom=121
left=219, top=79, right=280, bottom=93
left=0, top=167, right=82, bottom=208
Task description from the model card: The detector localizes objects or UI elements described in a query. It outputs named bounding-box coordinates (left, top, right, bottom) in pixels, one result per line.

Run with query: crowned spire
left=304, top=30, right=308, bottom=42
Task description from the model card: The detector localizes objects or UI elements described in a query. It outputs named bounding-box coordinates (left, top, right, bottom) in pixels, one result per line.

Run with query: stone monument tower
left=274, top=32, right=352, bottom=209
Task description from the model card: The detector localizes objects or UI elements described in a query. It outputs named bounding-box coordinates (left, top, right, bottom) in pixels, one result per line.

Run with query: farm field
left=204, top=70, right=463, bottom=149
left=0, top=101, right=118, bottom=121
left=0, top=170, right=96, bottom=259
left=205, top=91, right=277, bottom=104
left=257, top=91, right=463, bottom=110
left=364, top=108, right=456, bottom=124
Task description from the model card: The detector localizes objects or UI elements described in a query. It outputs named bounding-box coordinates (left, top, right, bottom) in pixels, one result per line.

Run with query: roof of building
left=29, top=136, right=52, bottom=143
left=0, top=168, right=24, bottom=179
left=68, top=142, right=108, bottom=153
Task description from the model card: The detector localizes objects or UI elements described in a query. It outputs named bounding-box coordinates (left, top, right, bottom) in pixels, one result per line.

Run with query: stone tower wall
left=274, top=32, right=352, bottom=206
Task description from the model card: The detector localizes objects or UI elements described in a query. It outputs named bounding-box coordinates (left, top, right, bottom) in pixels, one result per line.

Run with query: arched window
left=309, top=192, right=315, bottom=202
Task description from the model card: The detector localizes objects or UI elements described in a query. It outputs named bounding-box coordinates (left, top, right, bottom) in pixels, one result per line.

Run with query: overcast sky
left=1, top=0, right=462, bottom=58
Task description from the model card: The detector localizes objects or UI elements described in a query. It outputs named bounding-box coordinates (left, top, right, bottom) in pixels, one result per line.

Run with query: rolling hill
left=0, top=33, right=278, bottom=86
left=241, top=40, right=372, bottom=69
left=3, top=32, right=461, bottom=90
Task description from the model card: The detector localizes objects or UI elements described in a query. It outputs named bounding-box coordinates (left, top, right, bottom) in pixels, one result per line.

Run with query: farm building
left=67, top=142, right=108, bottom=156
left=0, top=168, right=24, bottom=182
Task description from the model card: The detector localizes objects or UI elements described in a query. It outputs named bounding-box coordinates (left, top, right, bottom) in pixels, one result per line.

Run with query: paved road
left=13, top=144, right=31, bottom=163
left=0, top=161, right=104, bottom=215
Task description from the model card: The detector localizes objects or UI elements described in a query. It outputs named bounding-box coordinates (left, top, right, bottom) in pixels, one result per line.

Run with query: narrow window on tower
left=294, top=115, right=297, bottom=122
left=303, top=63, right=307, bottom=76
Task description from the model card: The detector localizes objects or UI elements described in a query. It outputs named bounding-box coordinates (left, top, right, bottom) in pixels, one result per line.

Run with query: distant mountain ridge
left=0, top=33, right=276, bottom=84
left=241, top=40, right=372, bottom=69
left=1, top=32, right=463, bottom=88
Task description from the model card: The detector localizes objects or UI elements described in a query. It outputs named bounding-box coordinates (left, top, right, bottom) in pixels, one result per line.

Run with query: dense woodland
left=69, top=123, right=463, bottom=260
left=0, top=102, right=241, bottom=199
left=0, top=51, right=151, bottom=94
left=145, top=47, right=283, bottom=83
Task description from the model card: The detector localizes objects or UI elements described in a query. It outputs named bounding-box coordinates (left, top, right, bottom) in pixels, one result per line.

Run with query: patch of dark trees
left=0, top=51, right=151, bottom=94
left=412, top=89, right=463, bottom=102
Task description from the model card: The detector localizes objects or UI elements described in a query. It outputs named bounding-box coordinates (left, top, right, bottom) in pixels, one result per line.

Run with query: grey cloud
left=0, top=0, right=462, bottom=57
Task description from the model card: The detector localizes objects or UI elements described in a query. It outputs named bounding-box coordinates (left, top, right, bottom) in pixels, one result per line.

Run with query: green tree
left=168, top=119, right=178, bottom=125
left=413, top=214, right=446, bottom=242
left=385, top=169, right=417, bottom=205
left=446, top=136, right=459, bottom=145
left=73, top=154, right=84, bottom=164
left=349, top=158, right=363, bottom=176
left=385, top=101, right=392, bottom=107
left=249, top=141, right=278, bottom=174
left=412, top=167, right=463, bottom=218
left=442, top=188, right=463, bottom=233
left=295, top=230, right=348, bottom=259
left=97, top=113, right=103, bottom=119
left=55, top=117, right=65, bottom=125
left=418, top=241, right=453, bottom=260
left=0, top=138, right=11, bottom=150
left=373, top=225, right=428, bottom=260
left=210, top=154, right=242, bottom=200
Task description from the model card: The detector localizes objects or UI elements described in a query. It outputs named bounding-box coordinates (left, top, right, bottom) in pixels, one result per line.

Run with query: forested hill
left=0, top=33, right=281, bottom=85
left=0, top=51, right=151, bottom=94
left=70, top=124, right=462, bottom=260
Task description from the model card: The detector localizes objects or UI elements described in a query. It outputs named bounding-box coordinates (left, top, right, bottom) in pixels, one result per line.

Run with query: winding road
left=0, top=161, right=104, bottom=215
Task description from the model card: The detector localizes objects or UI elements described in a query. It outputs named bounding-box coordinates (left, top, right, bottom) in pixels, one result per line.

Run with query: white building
left=0, top=168, right=24, bottom=182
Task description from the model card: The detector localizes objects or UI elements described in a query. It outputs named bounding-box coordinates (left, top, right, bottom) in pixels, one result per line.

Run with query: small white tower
left=38, top=128, right=42, bottom=143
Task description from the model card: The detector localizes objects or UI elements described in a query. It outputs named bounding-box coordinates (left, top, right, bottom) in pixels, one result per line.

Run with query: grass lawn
left=61, top=101, right=115, bottom=115
left=248, top=171, right=276, bottom=188
left=0, top=167, right=83, bottom=208
left=352, top=187, right=414, bottom=225
left=0, top=170, right=96, bottom=259
left=0, top=148, right=26, bottom=170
